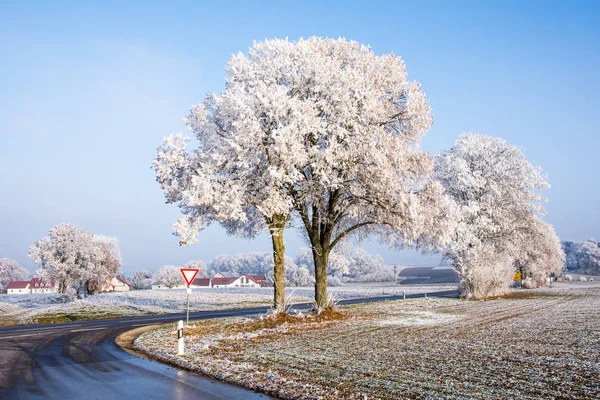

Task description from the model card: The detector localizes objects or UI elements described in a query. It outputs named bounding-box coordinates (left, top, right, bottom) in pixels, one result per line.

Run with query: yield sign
left=180, top=268, right=200, bottom=286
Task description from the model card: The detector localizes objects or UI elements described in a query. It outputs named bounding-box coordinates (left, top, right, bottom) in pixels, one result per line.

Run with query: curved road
left=0, top=290, right=457, bottom=399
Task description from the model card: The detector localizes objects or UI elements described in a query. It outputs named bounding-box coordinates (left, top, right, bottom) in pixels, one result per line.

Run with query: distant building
left=149, top=272, right=269, bottom=289
left=213, top=272, right=237, bottom=279
left=29, top=278, right=57, bottom=294
left=245, top=274, right=269, bottom=287
left=211, top=276, right=238, bottom=288
left=6, top=281, right=30, bottom=295
left=212, top=274, right=265, bottom=288
left=102, top=276, right=133, bottom=292
left=190, top=277, right=211, bottom=288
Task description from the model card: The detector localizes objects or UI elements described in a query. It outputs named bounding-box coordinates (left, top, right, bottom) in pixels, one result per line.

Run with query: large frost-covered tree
left=191, top=37, right=452, bottom=310
left=28, top=224, right=122, bottom=295
left=0, top=258, right=30, bottom=292
left=152, top=57, right=297, bottom=310
left=435, top=133, right=550, bottom=298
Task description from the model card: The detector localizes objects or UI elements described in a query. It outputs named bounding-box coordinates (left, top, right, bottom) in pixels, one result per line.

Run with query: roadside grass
left=134, top=286, right=600, bottom=400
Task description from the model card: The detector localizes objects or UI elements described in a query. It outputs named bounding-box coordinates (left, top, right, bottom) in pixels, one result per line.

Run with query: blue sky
left=1, top=1, right=598, bottom=273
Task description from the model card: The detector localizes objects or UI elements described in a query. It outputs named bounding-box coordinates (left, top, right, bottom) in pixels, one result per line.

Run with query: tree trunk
left=271, top=230, right=286, bottom=313
left=312, top=245, right=330, bottom=311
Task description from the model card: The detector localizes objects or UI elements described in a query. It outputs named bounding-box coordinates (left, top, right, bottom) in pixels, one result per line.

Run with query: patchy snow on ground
left=378, top=310, right=456, bottom=326
left=135, top=284, right=600, bottom=400
left=0, top=284, right=454, bottom=326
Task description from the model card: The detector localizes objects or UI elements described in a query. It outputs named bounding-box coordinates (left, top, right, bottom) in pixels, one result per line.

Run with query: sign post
left=179, top=268, right=200, bottom=326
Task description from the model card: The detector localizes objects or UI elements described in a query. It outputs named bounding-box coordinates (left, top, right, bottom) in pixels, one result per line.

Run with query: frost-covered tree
left=183, top=260, right=208, bottom=277
left=131, top=270, right=153, bottom=290
left=204, top=37, right=451, bottom=309
left=562, top=240, right=582, bottom=271
left=576, top=239, right=600, bottom=275
left=152, top=54, right=297, bottom=310
left=516, top=219, right=565, bottom=288
left=86, top=235, right=122, bottom=295
left=287, top=264, right=314, bottom=287
left=29, top=224, right=118, bottom=295
left=0, top=258, right=30, bottom=292
left=154, top=265, right=184, bottom=289
left=435, top=133, right=549, bottom=299
left=345, top=249, right=393, bottom=283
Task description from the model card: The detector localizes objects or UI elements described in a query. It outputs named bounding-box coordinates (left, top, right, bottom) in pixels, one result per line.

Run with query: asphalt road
left=0, top=290, right=457, bottom=399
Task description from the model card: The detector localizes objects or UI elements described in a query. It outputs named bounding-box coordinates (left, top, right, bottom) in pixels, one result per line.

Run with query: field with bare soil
left=134, top=285, right=600, bottom=399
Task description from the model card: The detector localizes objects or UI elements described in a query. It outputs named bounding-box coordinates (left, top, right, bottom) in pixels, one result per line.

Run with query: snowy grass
left=135, top=284, right=600, bottom=399
left=0, top=284, right=454, bottom=326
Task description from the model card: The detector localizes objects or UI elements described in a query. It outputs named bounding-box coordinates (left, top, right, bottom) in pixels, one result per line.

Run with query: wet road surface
left=0, top=290, right=457, bottom=399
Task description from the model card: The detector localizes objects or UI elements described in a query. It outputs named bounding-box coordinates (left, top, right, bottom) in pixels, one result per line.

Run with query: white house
left=211, top=274, right=265, bottom=288
left=102, top=276, right=133, bottom=292
left=29, top=278, right=57, bottom=294
left=6, top=281, right=30, bottom=295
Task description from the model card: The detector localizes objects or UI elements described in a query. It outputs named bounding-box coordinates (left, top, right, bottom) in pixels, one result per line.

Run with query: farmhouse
left=29, top=278, right=57, bottom=294
left=102, top=276, right=133, bottom=292
left=211, top=274, right=267, bottom=288
left=6, top=281, right=30, bottom=295
left=190, top=277, right=211, bottom=288
left=211, top=276, right=238, bottom=288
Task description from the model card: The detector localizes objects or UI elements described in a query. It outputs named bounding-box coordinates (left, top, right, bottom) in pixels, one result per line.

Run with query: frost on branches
left=191, top=37, right=452, bottom=309
left=154, top=265, right=184, bottom=289
left=0, top=258, right=30, bottom=292
left=184, top=260, right=208, bottom=278
left=516, top=219, right=565, bottom=288
left=28, top=224, right=122, bottom=295
left=563, top=239, right=600, bottom=275
left=576, top=240, right=600, bottom=275
left=435, top=133, right=551, bottom=299
left=152, top=37, right=453, bottom=310
left=131, top=270, right=153, bottom=290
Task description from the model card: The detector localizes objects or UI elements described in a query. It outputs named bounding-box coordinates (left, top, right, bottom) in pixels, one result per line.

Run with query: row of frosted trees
left=153, top=37, right=564, bottom=312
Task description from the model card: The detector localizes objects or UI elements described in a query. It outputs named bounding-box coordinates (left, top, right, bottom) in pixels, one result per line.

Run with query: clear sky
left=1, top=0, right=598, bottom=274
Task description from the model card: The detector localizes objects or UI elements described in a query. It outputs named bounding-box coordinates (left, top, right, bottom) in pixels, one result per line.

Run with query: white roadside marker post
left=177, top=320, right=184, bottom=356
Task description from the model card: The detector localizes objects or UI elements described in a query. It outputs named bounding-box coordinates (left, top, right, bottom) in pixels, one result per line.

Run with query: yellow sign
left=513, top=272, right=521, bottom=281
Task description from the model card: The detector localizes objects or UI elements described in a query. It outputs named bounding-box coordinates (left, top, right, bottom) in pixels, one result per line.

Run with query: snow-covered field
left=134, top=284, right=600, bottom=399
left=0, top=284, right=455, bottom=326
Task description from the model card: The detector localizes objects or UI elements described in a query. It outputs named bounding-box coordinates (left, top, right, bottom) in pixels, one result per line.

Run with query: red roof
left=245, top=274, right=267, bottom=283
left=7, top=281, right=30, bottom=289
left=191, top=277, right=211, bottom=287
left=116, top=276, right=133, bottom=289
left=29, top=277, right=56, bottom=288
left=212, top=277, right=237, bottom=286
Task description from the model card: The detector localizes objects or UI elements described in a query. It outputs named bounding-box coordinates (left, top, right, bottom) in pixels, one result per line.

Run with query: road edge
left=115, top=323, right=278, bottom=399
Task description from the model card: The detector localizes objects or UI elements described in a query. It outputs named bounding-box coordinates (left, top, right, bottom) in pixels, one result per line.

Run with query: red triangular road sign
left=180, top=268, right=200, bottom=286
